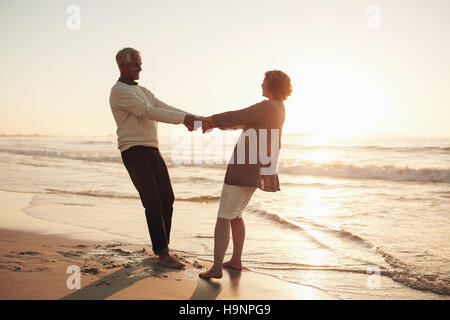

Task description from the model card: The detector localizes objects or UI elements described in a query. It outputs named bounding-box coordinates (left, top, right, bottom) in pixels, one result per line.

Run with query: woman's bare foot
left=158, top=253, right=185, bottom=269
left=223, top=260, right=242, bottom=271
left=199, top=267, right=223, bottom=279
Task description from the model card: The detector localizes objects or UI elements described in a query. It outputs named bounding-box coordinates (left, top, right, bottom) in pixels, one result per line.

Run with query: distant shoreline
left=0, top=133, right=55, bottom=138
left=0, top=134, right=116, bottom=138
left=1, top=132, right=449, bottom=139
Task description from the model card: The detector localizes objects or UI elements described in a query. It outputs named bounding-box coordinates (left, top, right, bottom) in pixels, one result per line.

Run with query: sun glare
left=284, top=63, right=387, bottom=139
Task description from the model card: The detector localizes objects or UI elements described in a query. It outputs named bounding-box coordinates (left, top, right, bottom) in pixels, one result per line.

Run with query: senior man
left=110, top=47, right=195, bottom=268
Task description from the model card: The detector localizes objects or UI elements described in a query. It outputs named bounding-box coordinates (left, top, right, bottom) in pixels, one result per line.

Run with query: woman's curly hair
left=264, top=70, right=292, bottom=101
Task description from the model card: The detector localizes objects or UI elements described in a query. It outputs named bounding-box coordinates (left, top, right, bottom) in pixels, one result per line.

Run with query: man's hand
left=184, top=115, right=215, bottom=132
left=183, top=114, right=196, bottom=131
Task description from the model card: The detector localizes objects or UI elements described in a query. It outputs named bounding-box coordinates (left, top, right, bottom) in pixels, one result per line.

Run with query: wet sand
left=0, top=190, right=337, bottom=300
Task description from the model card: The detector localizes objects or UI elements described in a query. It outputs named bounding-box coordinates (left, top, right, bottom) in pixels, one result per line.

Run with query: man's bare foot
left=223, top=260, right=242, bottom=271
left=158, top=253, right=185, bottom=269
left=199, top=267, right=223, bottom=279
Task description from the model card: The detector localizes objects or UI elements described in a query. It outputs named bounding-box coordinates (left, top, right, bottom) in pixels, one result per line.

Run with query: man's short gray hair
left=115, top=47, right=140, bottom=66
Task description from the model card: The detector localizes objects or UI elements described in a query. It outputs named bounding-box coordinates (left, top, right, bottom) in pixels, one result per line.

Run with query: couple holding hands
left=110, top=48, right=292, bottom=279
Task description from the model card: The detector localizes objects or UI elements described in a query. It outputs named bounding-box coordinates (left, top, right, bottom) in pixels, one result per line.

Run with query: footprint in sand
left=57, top=251, right=85, bottom=258
left=18, top=251, right=40, bottom=256
left=81, top=267, right=99, bottom=275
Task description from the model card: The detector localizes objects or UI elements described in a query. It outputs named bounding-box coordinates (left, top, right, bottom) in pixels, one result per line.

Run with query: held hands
left=183, top=115, right=214, bottom=133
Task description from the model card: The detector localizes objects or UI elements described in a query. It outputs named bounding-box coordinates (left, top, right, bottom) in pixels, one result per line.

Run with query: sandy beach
left=0, top=190, right=337, bottom=300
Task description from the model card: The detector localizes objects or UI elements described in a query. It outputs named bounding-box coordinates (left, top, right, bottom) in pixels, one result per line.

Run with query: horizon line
left=1, top=132, right=449, bottom=139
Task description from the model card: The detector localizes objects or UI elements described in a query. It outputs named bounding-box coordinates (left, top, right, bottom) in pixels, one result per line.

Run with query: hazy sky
left=1, top=0, right=449, bottom=137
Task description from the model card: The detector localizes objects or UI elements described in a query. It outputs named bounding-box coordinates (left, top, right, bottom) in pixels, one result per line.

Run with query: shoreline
left=0, top=190, right=338, bottom=300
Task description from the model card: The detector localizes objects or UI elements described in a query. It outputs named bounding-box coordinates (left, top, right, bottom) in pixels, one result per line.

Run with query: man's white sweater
left=110, top=80, right=187, bottom=152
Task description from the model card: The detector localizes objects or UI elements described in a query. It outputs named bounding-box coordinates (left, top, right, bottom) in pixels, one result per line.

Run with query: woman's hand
left=200, top=116, right=214, bottom=133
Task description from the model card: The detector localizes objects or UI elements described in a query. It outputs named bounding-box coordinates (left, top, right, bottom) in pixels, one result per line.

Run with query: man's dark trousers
left=121, top=146, right=174, bottom=255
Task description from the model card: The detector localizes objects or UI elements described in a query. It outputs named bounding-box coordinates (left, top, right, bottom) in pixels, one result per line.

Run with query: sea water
left=0, top=133, right=449, bottom=299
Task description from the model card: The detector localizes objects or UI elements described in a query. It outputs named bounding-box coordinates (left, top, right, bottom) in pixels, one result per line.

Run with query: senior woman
left=199, top=70, right=292, bottom=279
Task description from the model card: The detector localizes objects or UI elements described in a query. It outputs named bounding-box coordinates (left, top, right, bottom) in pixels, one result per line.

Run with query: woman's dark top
left=211, top=99, right=285, bottom=192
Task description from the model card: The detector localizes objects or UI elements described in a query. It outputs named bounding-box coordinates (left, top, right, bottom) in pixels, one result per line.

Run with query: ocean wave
left=281, top=181, right=329, bottom=188
left=282, top=144, right=450, bottom=153
left=364, top=146, right=450, bottom=153
left=2, top=147, right=449, bottom=183
left=279, top=162, right=450, bottom=183
left=69, top=141, right=115, bottom=145
left=46, top=189, right=139, bottom=199
left=249, top=207, right=372, bottom=248
left=177, top=195, right=220, bottom=203
left=0, top=147, right=226, bottom=169
left=252, top=262, right=450, bottom=296
left=247, top=208, right=332, bottom=250
left=253, top=265, right=376, bottom=275
left=377, top=146, right=450, bottom=153
left=248, top=207, right=450, bottom=296
left=17, top=161, right=62, bottom=168
left=0, top=148, right=122, bottom=163
left=375, top=248, right=450, bottom=296
left=45, top=188, right=219, bottom=202
left=171, top=176, right=222, bottom=184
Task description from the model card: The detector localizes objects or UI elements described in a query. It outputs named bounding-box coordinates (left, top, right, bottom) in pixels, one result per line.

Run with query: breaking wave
left=248, top=207, right=450, bottom=296
left=279, top=162, right=450, bottom=183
